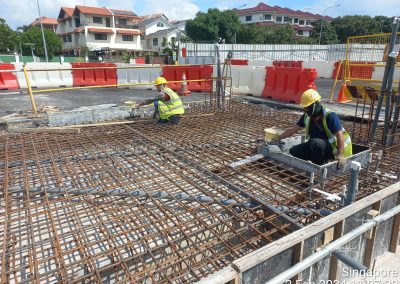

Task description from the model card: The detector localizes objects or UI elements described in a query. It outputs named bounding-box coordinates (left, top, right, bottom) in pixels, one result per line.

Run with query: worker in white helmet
left=137, top=76, right=184, bottom=124
left=276, top=89, right=352, bottom=167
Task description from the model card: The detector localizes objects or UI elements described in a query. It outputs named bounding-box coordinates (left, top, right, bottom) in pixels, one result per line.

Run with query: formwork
left=0, top=100, right=399, bottom=283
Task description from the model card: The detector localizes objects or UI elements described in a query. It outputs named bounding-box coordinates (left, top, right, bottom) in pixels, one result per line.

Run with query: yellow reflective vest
left=157, top=87, right=185, bottom=120
left=304, top=107, right=352, bottom=158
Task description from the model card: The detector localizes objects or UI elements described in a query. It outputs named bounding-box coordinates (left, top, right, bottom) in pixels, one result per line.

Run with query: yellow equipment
left=154, top=77, right=168, bottom=85
left=299, top=89, right=321, bottom=108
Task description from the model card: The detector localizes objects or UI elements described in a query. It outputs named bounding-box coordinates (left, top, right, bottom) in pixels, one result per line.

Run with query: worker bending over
left=137, top=77, right=184, bottom=124
left=277, top=89, right=352, bottom=167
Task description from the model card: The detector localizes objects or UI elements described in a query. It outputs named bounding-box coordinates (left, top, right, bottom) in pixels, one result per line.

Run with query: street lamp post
left=234, top=4, right=247, bottom=44
left=318, top=4, right=341, bottom=45
left=36, top=0, right=49, bottom=62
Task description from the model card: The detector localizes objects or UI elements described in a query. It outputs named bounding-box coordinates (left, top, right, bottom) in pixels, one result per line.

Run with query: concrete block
left=116, top=63, right=161, bottom=90
left=48, top=104, right=131, bottom=126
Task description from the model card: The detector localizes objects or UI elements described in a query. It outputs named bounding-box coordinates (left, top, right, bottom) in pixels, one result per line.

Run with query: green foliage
left=78, top=45, right=90, bottom=56
left=236, top=24, right=295, bottom=44
left=122, top=51, right=135, bottom=63
left=373, top=16, right=393, bottom=33
left=294, top=37, right=317, bottom=45
left=310, top=20, right=339, bottom=44
left=20, top=27, right=62, bottom=58
left=332, top=16, right=381, bottom=43
left=185, top=8, right=240, bottom=43
left=0, top=18, right=18, bottom=54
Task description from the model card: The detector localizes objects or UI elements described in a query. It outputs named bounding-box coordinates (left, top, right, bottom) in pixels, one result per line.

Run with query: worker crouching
left=137, top=76, right=185, bottom=124
left=277, top=89, right=352, bottom=167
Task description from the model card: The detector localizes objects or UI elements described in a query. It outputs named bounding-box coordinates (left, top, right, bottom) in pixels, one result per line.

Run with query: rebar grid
left=1, top=101, right=399, bottom=283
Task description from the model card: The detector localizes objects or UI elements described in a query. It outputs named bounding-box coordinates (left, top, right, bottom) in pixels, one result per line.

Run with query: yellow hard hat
left=154, top=76, right=167, bottom=86
left=299, top=89, right=321, bottom=108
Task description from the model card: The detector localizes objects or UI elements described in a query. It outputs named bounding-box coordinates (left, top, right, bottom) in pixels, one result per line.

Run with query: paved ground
left=0, top=78, right=339, bottom=116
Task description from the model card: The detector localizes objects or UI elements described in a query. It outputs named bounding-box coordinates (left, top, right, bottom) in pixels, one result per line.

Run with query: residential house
left=170, top=20, right=187, bottom=31
left=233, top=2, right=332, bottom=37
left=56, top=5, right=143, bottom=56
left=133, top=14, right=183, bottom=52
left=30, top=17, right=58, bottom=32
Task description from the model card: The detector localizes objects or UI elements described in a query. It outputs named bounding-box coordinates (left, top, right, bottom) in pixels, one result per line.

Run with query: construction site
left=1, top=25, right=400, bottom=284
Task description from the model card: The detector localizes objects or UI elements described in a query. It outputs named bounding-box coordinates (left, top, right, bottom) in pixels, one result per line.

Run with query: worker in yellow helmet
left=137, top=76, right=185, bottom=124
left=277, top=89, right=352, bottom=167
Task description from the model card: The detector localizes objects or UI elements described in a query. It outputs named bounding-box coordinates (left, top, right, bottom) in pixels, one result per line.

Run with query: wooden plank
left=363, top=202, right=381, bottom=269
left=8, top=127, right=81, bottom=134
left=290, top=241, right=304, bottom=283
left=329, top=221, right=344, bottom=280
left=233, top=181, right=400, bottom=272
left=389, top=212, right=400, bottom=253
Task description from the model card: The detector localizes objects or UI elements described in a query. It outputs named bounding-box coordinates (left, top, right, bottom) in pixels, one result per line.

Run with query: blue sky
left=0, top=0, right=399, bottom=29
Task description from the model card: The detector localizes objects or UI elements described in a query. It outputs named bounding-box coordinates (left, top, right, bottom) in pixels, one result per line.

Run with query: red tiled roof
left=292, top=25, right=314, bottom=31
left=88, top=28, right=114, bottom=34
left=75, top=5, right=112, bottom=16
left=116, top=30, right=141, bottom=35
left=31, top=17, right=58, bottom=26
left=74, top=27, right=84, bottom=33
left=234, top=2, right=332, bottom=20
left=58, top=7, right=74, bottom=20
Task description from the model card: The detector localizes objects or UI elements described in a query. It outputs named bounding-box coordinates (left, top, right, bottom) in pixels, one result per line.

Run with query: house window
left=263, top=14, right=271, bottom=20
left=157, top=22, right=164, bottom=27
left=153, top=38, right=159, bottom=46
left=299, top=19, right=305, bottom=25
left=284, top=17, right=292, bottom=23
left=119, top=18, right=127, bottom=25
left=276, top=16, right=282, bottom=22
left=294, top=18, right=299, bottom=24
left=297, top=30, right=304, bottom=36
left=306, top=20, right=311, bottom=25
left=95, top=33, right=107, bottom=40
left=122, top=35, right=134, bottom=41
left=93, top=17, right=103, bottom=24
left=140, top=34, right=145, bottom=40
left=245, top=15, right=252, bottom=22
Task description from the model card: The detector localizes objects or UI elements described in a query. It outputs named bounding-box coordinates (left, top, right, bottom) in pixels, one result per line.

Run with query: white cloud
left=138, top=0, right=199, bottom=20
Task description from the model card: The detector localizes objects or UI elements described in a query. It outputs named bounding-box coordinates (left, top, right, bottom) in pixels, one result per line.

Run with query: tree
left=373, top=16, right=393, bottom=33
left=310, top=20, right=339, bottom=44
left=0, top=18, right=17, bottom=54
left=236, top=24, right=295, bottom=44
left=185, top=8, right=240, bottom=43
left=332, top=16, right=380, bottom=43
left=20, top=27, right=62, bottom=58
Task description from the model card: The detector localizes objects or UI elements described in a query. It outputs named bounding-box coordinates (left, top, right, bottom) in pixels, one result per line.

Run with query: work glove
left=269, top=134, right=281, bottom=142
left=336, top=155, right=345, bottom=169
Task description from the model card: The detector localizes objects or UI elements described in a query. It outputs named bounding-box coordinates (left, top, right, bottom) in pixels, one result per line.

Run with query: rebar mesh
left=1, top=101, right=399, bottom=283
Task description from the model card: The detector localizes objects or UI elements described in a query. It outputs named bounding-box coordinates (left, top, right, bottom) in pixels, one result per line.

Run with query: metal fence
left=178, top=43, right=389, bottom=63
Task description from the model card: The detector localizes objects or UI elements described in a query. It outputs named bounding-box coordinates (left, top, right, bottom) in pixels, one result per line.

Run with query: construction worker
left=137, top=76, right=184, bottom=124
left=276, top=89, right=352, bottom=167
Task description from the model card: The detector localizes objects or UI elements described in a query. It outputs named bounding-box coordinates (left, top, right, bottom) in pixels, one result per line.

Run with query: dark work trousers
left=289, top=138, right=335, bottom=165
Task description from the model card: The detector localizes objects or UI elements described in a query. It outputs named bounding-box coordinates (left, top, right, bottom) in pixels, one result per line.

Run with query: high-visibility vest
left=304, top=107, right=352, bottom=157
left=157, top=87, right=185, bottom=120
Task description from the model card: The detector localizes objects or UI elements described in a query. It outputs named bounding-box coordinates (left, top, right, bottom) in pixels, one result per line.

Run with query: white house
left=233, top=2, right=332, bottom=37
left=57, top=6, right=143, bottom=55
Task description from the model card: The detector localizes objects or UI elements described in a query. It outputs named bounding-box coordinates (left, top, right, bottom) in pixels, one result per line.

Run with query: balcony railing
left=116, top=24, right=137, bottom=29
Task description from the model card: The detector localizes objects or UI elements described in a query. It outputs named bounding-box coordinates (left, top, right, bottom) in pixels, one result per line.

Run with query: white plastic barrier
left=247, top=60, right=274, bottom=67
left=212, top=66, right=266, bottom=96
left=116, top=63, right=162, bottom=90
left=15, top=62, right=73, bottom=89
left=303, top=61, right=336, bottom=79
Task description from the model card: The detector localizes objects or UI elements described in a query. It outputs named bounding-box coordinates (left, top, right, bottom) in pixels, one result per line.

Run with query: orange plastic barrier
left=162, top=65, right=213, bottom=92
left=0, top=63, right=19, bottom=90
left=135, top=58, right=146, bottom=64
left=71, top=63, right=117, bottom=87
left=331, top=61, right=375, bottom=79
left=230, top=59, right=248, bottom=65
left=273, top=61, right=303, bottom=68
left=261, top=66, right=317, bottom=104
